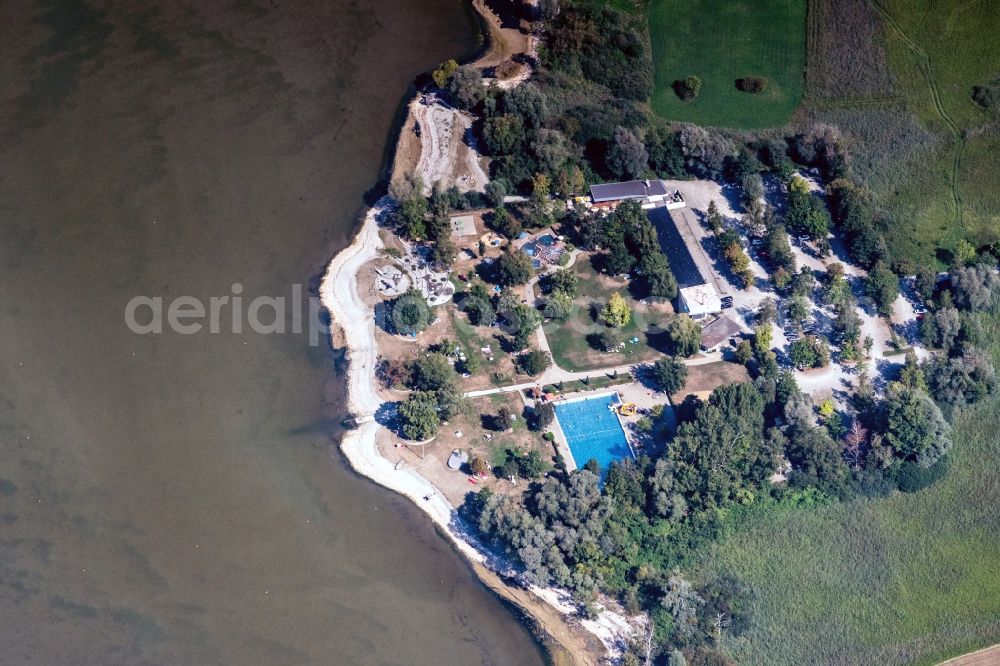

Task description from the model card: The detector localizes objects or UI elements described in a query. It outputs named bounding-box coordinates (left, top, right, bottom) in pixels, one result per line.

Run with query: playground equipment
left=617, top=402, right=637, bottom=417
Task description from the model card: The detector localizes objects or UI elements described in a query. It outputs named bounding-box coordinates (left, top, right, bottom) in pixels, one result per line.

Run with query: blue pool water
left=554, top=393, right=633, bottom=472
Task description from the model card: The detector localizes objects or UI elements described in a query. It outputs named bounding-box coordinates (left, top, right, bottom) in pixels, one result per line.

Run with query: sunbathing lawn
left=390, top=392, right=555, bottom=507
left=669, top=360, right=750, bottom=403
left=543, top=256, right=675, bottom=372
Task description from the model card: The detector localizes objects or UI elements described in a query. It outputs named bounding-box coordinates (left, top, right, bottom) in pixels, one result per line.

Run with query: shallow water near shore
left=0, top=0, right=546, bottom=663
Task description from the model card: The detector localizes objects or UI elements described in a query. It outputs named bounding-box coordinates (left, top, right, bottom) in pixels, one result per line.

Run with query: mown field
left=690, top=299, right=1000, bottom=665
left=636, top=0, right=999, bottom=265
left=647, top=0, right=807, bottom=129
left=801, top=0, right=1000, bottom=267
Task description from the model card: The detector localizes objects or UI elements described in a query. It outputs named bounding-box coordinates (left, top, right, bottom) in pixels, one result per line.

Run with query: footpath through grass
left=801, top=0, right=1000, bottom=267
left=876, top=0, right=1000, bottom=266
left=647, top=0, right=807, bottom=129
left=691, top=302, right=1000, bottom=665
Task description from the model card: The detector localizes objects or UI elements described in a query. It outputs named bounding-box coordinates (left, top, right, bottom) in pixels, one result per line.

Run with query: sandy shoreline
left=316, top=3, right=636, bottom=661
left=319, top=203, right=619, bottom=665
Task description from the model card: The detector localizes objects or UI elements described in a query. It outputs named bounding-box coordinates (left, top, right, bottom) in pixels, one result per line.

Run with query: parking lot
left=649, top=175, right=928, bottom=405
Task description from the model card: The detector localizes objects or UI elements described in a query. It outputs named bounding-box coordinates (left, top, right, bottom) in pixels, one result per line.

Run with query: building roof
left=590, top=179, right=669, bottom=203
left=700, top=315, right=743, bottom=350
left=679, top=283, right=721, bottom=315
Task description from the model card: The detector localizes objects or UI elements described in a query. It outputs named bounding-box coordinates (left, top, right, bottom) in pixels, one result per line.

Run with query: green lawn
left=543, top=258, right=672, bottom=372
left=690, top=300, right=1000, bottom=665
left=647, top=0, right=807, bottom=129
left=541, top=372, right=633, bottom=396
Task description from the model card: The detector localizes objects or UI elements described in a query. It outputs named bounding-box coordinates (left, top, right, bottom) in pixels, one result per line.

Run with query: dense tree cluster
left=826, top=178, right=888, bottom=268
left=865, top=261, right=900, bottom=316
left=789, top=336, right=830, bottom=369
left=911, top=264, right=999, bottom=413
left=950, top=264, right=998, bottom=311
left=784, top=175, right=831, bottom=242
left=399, top=391, right=440, bottom=441
left=396, top=351, right=464, bottom=441
left=667, top=383, right=780, bottom=511
left=466, top=381, right=784, bottom=655
left=565, top=200, right=678, bottom=298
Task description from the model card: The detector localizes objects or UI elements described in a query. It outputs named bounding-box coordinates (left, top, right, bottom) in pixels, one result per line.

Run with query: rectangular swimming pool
left=554, top=393, right=634, bottom=472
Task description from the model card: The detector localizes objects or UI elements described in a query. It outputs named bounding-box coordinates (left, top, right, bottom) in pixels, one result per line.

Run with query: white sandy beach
left=319, top=201, right=637, bottom=662
left=318, top=201, right=469, bottom=546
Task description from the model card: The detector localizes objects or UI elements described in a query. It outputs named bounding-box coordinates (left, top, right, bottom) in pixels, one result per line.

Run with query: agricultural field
left=691, top=301, right=1000, bottom=665
left=647, top=0, right=807, bottom=129
left=801, top=0, right=1000, bottom=266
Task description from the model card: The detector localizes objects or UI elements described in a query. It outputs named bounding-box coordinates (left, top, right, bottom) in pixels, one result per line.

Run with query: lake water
left=0, top=0, right=546, bottom=663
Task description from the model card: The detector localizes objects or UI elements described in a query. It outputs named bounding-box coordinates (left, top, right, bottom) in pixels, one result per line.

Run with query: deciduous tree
left=606, top=126, right=647, bottom=179
left=400, top=391, right=440, bottom=441
left=865, top=261, right=899, bottom=316
left=668, top=315, right=702, bottom=357
left=884, top=387, right=952, bottom=467
left=390, top=288, right=430, bottom=335
left=650, top=356, right=688, bottom=394
left=517, top=348, right=552, bottom=376
left=600, top=292, right=632, bottom=328
left=432, top=59, right=458, bottom=88
left=495, top=248, right=533, bottom=286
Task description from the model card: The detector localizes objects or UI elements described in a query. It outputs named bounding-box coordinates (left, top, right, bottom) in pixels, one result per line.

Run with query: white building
left=679, top=283, right=721, bottom=319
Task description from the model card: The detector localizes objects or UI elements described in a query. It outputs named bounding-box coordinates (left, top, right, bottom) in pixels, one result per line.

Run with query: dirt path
left=868, top=0, right=965, bottom=228
left=469, top=0, right=535, bottom=72
left=937, top=643, right=1000, bottom=666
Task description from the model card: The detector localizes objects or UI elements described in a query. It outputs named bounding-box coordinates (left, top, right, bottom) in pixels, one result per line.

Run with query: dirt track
left=390, top=96, right=488, bottom=195
left=938, top=644, right=1000, bottom=666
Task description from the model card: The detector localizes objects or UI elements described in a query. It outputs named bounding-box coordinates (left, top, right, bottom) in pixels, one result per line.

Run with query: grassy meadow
left=690, top=299, right=1000, bottom=665
left=637, top=0, right=999, bottom=264
left=802, top=0, right=1000, bottom=266
left=647, top=0, right=807, bottom=129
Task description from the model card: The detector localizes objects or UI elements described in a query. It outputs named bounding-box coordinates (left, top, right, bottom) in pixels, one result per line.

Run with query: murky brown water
left=0, top=1, right=546, bottom=663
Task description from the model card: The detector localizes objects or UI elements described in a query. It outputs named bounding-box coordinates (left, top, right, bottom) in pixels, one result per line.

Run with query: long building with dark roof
left=589, top=179, right=685, bottom=210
